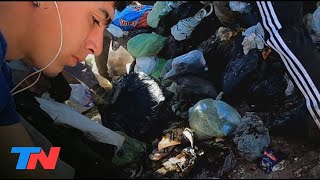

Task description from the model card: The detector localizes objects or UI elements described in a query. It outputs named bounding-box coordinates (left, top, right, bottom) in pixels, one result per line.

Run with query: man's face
left=25, top=1, right=115, bottom=77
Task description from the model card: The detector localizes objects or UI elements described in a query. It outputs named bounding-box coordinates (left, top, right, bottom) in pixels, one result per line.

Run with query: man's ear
left=32, top=1, right=52, bottom=10
left=32, top=1, right=40, bottom=8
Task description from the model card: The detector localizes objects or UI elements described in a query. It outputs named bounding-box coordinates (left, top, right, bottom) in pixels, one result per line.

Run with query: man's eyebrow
left=98, top=8, right=112, bottom=27
left=99, top=8, right=110, bottom=20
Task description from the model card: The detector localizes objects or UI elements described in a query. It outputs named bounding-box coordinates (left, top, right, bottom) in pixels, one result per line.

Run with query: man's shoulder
left=0, top=32, right=20, bottom=126
left=0, top=72, right=21, bottom=126
left=0, top=57, right=20, bottom=126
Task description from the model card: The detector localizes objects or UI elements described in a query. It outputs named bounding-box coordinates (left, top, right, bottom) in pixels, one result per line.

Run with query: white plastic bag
left=35, top=97, right=125, bottom=152
left=134, top=56, right=157, bottom=75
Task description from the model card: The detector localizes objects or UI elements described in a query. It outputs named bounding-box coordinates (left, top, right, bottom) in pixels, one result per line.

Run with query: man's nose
left=84, top=28, right=104, bottom=56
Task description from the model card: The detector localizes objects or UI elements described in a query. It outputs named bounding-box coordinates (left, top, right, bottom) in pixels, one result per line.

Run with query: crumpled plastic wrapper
left=241, top=22, right=265, bottom=55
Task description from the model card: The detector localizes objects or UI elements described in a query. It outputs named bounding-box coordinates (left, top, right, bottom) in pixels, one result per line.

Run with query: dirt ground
left=227, top=136, right=320, bottom=179
left=83, top=104, right=320, bottom=179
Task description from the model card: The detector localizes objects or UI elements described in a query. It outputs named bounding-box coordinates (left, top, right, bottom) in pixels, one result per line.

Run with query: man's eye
left=92, top=16, right=100, bottom=26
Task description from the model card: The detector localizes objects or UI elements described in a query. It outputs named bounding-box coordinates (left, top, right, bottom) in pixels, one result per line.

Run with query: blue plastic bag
left=229, top=1, right=252, bottom=14
left=312, top=6, right=320, bottom=35
left=164, top=50, right=207, bottom=80
left=112, top=5, right=153, bottom=31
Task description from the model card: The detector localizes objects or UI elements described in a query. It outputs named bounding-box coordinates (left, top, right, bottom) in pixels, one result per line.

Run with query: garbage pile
left=94, top=1, right=320, bottom=178
left=10, top=1, right=319, bottom=179
left=97, top=1, right=320, bottom=178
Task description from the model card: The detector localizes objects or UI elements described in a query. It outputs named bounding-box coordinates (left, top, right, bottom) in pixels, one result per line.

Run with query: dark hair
left=114, top=1, right=132, bottom=12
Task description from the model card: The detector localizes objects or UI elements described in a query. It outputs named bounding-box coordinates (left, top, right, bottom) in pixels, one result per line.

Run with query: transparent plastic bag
left=188, top=93, right=242, bottom=140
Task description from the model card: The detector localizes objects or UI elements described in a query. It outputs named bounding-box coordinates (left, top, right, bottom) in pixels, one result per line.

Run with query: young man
left=0, top=1, right=115, bottom=178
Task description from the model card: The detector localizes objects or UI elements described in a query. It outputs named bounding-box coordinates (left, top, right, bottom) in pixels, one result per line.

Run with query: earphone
left=11, top=1, right=63, bottom=96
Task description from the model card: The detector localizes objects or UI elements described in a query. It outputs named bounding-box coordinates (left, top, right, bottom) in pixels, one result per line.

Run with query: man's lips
left=70, top=55, right=85, bottom=66
left=72, top=55, right=84, bottom=63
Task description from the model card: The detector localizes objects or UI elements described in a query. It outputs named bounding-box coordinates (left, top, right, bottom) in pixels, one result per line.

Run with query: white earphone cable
left=11, top=1, right=63, bottom=96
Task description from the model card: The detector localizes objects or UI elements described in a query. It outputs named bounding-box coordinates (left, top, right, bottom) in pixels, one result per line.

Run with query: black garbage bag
left=173, top=75, right=217, bottom=100
left=302, top=1, right=318, bottom=15
left=156, top=1, right=204, bottom=36
left=247, top=74, right=287, bottom=111
left=238, top=12, right=260, bottom=29
left=158, top=35, right=190, bottom=60
left=183, top=9, right=223, bottom=49
left=168, top=75, right=218, bottom=119
left=200, top=36, right=234, bottom=90
left=47, top=72, right=71, bottom=103
left=99, top=72, right=174, bottom=142
left=245, top=56, right=288, bottom=111
left=223, top=47, right=263, bottom=101
left=114, top=1, right=132, bottom=12
left=259, top=91, right=309, bottom=137
left=158, top=3, right=222, bottom=60
left=246, top=61, right=288, bottom=112
left=139, top=1, right=156, bottom=6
